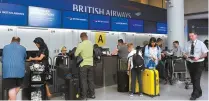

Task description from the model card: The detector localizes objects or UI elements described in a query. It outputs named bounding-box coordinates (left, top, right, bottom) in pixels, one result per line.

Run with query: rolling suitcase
left=117, top=59, right=129, bottom=92
left=142, top=69, right=160, bottom=97
left=65, top=76, right=80, bottom=100
left=30, top=84, right=46, bottom=100
left=129, top=72, right=139, bottom=93
left=117, top=70, right=129, bottom=92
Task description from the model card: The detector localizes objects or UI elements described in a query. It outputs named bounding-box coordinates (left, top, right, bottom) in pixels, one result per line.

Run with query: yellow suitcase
left=129, top=72, right=140, bottom=93
left=142, top=69, right=160, bottom=97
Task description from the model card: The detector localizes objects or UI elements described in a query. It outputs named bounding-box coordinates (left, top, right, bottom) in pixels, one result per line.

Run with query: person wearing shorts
left=2, top=37, right=26, bottom=100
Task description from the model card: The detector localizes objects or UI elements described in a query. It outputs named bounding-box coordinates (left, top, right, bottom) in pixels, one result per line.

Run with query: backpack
left=93, top=46, right=102, bottom=63
left=132, top=49, right=144, bottom=68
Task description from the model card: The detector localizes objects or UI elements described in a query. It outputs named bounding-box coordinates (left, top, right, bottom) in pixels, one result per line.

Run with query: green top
left=75, top=40, right=93, bottom=67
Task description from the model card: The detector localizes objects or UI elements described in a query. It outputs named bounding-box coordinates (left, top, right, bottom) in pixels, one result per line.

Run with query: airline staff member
left=183, top=32, right=208, bottom=100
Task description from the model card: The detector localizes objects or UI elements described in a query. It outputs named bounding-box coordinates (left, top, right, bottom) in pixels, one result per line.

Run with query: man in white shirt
left=127, top=43, right=144, bottom=97
left=183, top=32, right=208, bottom=100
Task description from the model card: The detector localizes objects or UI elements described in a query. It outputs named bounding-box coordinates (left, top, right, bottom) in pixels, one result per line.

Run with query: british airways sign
left=90, top=14, right=110, bottom=31
left=111, top=17, right=128, bottom=31
left=66, top=16, right=88, bottom=22
left=73, top=4, right=132, bottom=18
left=63, top=11, right=89, bottom=29
left=93, top=20, right=109, bottom=24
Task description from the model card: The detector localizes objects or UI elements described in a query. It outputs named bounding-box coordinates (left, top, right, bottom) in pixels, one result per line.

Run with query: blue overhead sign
left=157, top=22, right=167, bottom=34
left=63, top=11, right=88, bottom=29
left=0, top=3, right=27, bottom=26
left=129, top=19, right=144, bottom=33
left=89, top=14, right=110, bottom=31
left=144, top=21, right=156, bottom=33
left=111, top=17, right=128, bottom=32
left=28, top=6, right=61, bottom=28
left=3, top=0, right=167, bottom=22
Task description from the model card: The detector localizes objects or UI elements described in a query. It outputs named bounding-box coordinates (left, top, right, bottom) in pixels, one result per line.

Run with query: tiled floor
left=52, top=71, right=208, bottom=100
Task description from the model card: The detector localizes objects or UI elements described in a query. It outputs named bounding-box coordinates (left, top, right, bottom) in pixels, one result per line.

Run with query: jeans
left=131, top=68, right=143, bottom=94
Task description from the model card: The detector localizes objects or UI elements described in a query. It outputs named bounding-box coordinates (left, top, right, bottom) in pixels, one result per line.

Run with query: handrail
left=52, top=55, right=70, bottom=66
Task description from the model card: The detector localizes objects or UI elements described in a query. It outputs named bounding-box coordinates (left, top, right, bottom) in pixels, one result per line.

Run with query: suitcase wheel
left=185, top=85, right=189, bottom=89
left=169, top=80, right=173, bottom=85
left=158, top=94, right=160, bottom=96
left=150, top=95, right=154, bottom=98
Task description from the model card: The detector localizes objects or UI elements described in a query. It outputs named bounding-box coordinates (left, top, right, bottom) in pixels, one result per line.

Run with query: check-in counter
left=102, top=55, right=118, bottom=87
left=0, top=58, right=2, bottom=100
left=94, top=61, right=103, bottom=88
left=94, top=55, right=118, bottom=88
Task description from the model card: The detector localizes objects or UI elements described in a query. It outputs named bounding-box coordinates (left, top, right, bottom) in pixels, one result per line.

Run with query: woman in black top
left=27, top=37, right=52, bottom=98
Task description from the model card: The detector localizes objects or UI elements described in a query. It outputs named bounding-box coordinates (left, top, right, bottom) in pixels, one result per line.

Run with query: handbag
left=147, top=60, right=156, bottom=69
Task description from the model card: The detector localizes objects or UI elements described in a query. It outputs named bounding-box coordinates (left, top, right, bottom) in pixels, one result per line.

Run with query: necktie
left=190, top=41, right=194, bottom=55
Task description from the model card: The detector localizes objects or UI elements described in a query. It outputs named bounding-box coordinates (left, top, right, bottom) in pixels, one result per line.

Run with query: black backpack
left=132, top=49, right=144, bottom=68
left=93, top=46, right=102, bottom=63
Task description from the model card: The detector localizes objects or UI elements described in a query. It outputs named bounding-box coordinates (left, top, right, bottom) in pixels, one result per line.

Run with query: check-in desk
left=0, top=58, right=2, bottom=100
left=94, top=56, right=118, bottom=88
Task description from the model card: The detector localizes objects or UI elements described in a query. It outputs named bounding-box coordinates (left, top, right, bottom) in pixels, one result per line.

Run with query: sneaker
left=189, top=96, right=196, bottom=100
left=87, top=95, right=96, bottom=99
left=139, top=93, right=143, bottom=97
left=130, top=93, right=134, bottom=97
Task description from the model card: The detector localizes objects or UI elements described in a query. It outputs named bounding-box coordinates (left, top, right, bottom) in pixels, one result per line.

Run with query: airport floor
left=52, top=71, right=208, bottom=100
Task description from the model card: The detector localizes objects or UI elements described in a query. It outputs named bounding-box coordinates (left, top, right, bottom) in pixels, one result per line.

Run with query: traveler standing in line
left=116, top=39, right=129, bottom=70
left=166, top=41, right=184, bottom=57
left=165, top=41, right=184, bottom=81
left=156, top=38, right=163, bottom=49
left=56, top=46, right=69, bottom=66
left=59, top=46, right=69, bottom=56
left=27, top=37, right=52, bottom=99
left=2, top=37, right=26, bottom=100
left=183, top=32, right=208, bottom=100
left=156, top=38, right=165, bottom=58
left=144, top=37, right=161, bottom=68
left=127, top=43, right=144, bottom=97
left=75, top=32, right=95, bottom=99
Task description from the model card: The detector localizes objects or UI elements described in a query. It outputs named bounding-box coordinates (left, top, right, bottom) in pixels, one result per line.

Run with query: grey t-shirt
left=118, top=45, right=129, bottom=60
left=172, top=46, right=184, bottom=57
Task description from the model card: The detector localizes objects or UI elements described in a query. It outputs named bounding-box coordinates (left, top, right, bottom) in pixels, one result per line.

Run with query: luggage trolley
left=171, top=57, right=189, bottom=85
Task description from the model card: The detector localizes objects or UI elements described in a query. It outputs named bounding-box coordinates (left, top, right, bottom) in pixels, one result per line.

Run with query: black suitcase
left=117, top=70, right=129, bottom=92
left=65, top=77, right=80, bottom=100
left=117, top=59, right=129, bottom=92
left=30, top=84, right=46, bottom=100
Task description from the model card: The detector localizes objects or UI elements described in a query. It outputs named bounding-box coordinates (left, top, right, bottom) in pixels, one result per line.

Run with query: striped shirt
left=2, top=42, right=26, bottom=78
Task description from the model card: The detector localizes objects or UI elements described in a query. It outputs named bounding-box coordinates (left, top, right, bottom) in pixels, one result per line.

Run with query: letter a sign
left=95, top=32, right=106, bottom=47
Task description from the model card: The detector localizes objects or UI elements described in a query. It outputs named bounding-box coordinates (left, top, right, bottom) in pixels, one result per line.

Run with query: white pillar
left=184, top=20, right=188, bottom=43
left=167, top=0, right=184, bottom=49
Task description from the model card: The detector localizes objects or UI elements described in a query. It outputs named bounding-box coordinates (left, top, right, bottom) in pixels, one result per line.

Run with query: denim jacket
left=144, top=45, right=161, bottom=68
